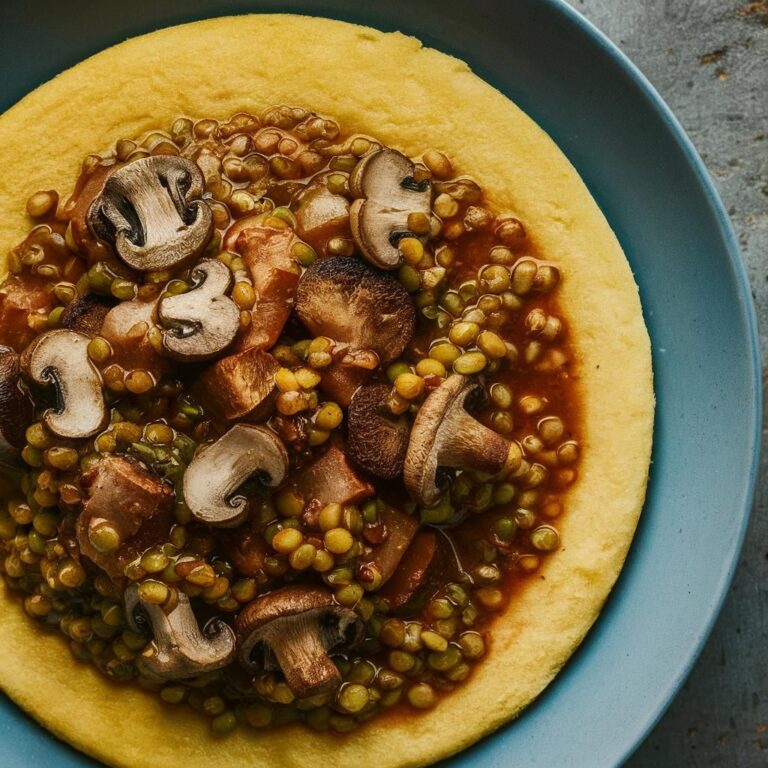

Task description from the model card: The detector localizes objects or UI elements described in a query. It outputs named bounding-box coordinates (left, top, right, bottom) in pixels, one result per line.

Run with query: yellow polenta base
left=0, top=14, right=654, bottom=768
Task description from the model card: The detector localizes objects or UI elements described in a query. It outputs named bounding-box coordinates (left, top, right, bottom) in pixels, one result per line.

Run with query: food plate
left=0, top=1, right=760, bottom=767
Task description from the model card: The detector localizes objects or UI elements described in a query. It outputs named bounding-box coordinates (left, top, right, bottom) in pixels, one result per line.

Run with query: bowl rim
left=529, top=1, right=763, bottom=763
left=0, top=2, right=762, bottom=766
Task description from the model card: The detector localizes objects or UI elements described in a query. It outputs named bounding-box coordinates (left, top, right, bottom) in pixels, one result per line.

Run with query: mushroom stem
left=437, top=406, right=508, bottom=474
left=125, top=584, right=236, bottom=680
left=404, top=374, right=510, bottom=506
left=265, top=614, right=341, bottom=698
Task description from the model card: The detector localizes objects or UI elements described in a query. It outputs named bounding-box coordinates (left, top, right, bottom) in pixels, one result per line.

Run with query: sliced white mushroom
left=87, top=155, right=213, bottom=272
left=183, top=424, right=288, bottom=527
left=124, top=583, right=236, bottom=679
left=24, top=329, right=108, bottom=439
left=349, top=148, right=432, bottom=269
left=158, top=259, right=240, bottom=362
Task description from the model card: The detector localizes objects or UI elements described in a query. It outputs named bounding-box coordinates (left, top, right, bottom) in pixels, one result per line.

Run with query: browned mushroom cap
left=22, top=330, right=108, bottom=440
left=158, top=259, right=240, bottom=362
left=87, top=155, right=213, bottom=272
left=0, top=347, right=33, bottom=459
left=404, top=374, right=510, bottom=506
left=235, top=585, right=363, bottom=699
left=347, top=384, right=410, bottom=479
left=183, top=425, right=288, bottom=527
left=59, top=294, right=115, bottom=336
left=349, top=148, right=431, bottom=269
left=295, top=257, right=415, bottom=364
left=124, top=583, right=236, bottom=679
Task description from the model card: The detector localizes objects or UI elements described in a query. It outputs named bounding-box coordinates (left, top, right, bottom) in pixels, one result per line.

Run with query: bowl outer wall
left=0, top=1, right=760, bottom=767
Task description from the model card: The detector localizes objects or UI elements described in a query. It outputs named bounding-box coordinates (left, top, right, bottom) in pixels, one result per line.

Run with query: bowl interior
left=0, top=2, right=760, bottom=767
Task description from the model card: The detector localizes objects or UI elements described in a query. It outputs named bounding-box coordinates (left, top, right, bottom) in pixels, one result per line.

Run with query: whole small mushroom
left=404, top=374, right=511, bottom=506
left=236, top=585, right=363, bottom=699
left=22, top=329, right=108, bottom=440
left=295, top=257, right=415, bottom=365
left=87, top=155, right=213, bottom=272
left=349, top=148, right=432, bottom=269
left=347, top=384, right=410, bottom=479
left=158, top=259, right=240, bottom=362
left=124, top=583, right=236, bottom=679
left=183, top=425, right=288, bottom=527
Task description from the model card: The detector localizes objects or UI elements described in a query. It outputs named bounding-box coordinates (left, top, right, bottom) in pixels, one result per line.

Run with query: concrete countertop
left=570, top=1, right=767, bottom=765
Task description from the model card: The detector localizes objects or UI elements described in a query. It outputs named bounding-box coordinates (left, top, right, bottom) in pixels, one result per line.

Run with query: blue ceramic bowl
left=0, top=1, right=761, bottom=766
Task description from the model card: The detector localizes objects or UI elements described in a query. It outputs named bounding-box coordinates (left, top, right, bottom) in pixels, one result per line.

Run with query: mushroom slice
left=349, top=148, right=432, bottom=269
left=404, top=374, right=510, bottom=506
left=87, top=155, right=213, bottom=272
left=236, top=585, right=363, bottom=699
left=347, top=384, right=410, bottom=479
left=158, top=259, right=239, bottom=362
left=183, top=424, right=288, bottom=527
left=295, top=257, right=415, bottom=365
left=0, top=348, right=33, bottom=467
left=124, top=583, right=236, bottom=680
left=23, top=329, right=108, bottom=439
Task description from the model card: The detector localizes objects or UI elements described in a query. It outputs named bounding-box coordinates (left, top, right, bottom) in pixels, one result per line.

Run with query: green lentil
left=289, top=543, right=317, bottom=570
left=428, top=645, right=461, bottom=671
left=88, top=521, right=121, bottom=553
left=245, top=703, right=273, bottom=728
left=407, top=682, right=436, bottom=709
left=453, top=351, right=487, bottom=375
left=324, top=528, right=353, bottom=555
left=421, top=630, right=449, bottom=652
left=336, top=583, right=364, bottom=606
left=315, top=402, right=343, bottom=430
left=337, top=683, right=369, bottom=714
left=160, top=686, right=186, bottom=704
left=138, top=580, right=169, bottom=605
left=429, top=341, right=462, bottom=365
left=398, top=265, right=421, bottom=292
left=531, top=525, right=560, bottom=551
left=389, top=650, right=416, bottom=673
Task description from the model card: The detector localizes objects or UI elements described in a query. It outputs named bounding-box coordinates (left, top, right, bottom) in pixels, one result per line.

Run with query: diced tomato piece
left=77, top=456, right=174, bottom=579
left=195, top=348, right=280, bottom=422
left=360, top=507, right=420, bottom=586
left=378, top=530, right=441, bottom=610
left=294, top=445, right=374, bottom=507
left=230, top=225, right=301, bottom=353
left=0, top=274, right=53, bottom=351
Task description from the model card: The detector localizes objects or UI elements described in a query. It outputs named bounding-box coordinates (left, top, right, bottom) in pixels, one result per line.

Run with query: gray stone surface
left=568, top=2, right=767, bottom=765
